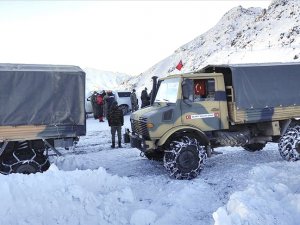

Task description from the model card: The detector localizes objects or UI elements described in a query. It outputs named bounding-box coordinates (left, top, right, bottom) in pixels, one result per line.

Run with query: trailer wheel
left=278, top=125, right=300, bottom=161
left=243, top=143, right=266, bottom=152
left=163, top=135, right=206, bottom=180
left=0, top=141, right=50, bottom=175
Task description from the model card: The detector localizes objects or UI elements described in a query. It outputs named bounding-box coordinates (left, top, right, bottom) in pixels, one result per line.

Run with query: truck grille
left=131, top=117, right=150, bottom=140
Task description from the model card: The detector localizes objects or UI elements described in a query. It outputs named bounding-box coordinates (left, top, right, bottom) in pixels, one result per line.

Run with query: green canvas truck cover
left=201, top=62, right=300, bottom=110
left=0, top=63, right=86, bottom=126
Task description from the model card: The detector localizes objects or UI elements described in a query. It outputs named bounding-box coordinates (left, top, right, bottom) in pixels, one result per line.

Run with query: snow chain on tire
left=0, top=141, right=50, bottom=175
left=163, top=136, right=207, bottom=180
left=278, top=125, right=300, bottom=161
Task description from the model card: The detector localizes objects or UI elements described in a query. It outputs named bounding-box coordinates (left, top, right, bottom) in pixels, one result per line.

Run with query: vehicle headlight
left=147, top=123, right=154, bottom=128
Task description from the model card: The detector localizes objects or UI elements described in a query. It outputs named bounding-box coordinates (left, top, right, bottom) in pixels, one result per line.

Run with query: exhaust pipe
left=150, top=76, right=158, bottom=105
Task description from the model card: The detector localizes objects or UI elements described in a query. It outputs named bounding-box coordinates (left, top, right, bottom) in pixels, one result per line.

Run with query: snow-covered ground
left=1, top=115, right=299, bottom=225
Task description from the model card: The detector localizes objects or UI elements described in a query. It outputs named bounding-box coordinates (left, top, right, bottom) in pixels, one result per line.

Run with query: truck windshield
left=155, top=78, right=180, bottom=103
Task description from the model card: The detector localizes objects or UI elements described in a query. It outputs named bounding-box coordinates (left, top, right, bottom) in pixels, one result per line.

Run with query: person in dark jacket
left=90, top=91, right=101, bottom=119
left=141, top=87, right=150, bottom=108
left=105, top=90, right=115, bottom=112
left=130, top=89, right=138, bottom=112
left=107, top=101, right=124, bottom=148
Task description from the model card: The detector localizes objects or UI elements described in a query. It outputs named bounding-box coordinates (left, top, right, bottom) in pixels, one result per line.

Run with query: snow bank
left=0, top=165, right=134, bottom=225
left=213, top=162, right=300, bottom=225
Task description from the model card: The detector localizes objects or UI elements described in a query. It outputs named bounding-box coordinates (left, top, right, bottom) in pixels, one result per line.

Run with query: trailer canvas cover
left=202, top=62, right=300, bottom=110
left=0, top=64, right=85, bottom=126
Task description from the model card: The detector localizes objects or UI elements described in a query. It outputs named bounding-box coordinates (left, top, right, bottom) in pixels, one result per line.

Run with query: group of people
left=89, top=90, right=115, bottom=122
left=89, top=87, right=152, bottom=149
left=130, top=87, right=151, bottom=112
left=89, top=90, right=124, bottom=148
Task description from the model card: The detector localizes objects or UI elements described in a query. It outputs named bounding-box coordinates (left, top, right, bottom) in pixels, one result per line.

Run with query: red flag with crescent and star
left=176, top=60, right=183, bottom=71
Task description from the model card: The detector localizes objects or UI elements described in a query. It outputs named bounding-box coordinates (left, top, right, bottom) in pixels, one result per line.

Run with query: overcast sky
left=0, top=1, right=271, bottom=75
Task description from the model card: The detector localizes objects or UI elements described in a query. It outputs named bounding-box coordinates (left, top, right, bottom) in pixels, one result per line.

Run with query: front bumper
left=129, top=132, right=158, bottom=152
left=129, top=133, right=147, bottom=152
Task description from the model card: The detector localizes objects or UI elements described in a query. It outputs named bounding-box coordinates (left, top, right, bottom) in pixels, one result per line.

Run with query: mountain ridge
left=125, top=0, right=300, bottom=93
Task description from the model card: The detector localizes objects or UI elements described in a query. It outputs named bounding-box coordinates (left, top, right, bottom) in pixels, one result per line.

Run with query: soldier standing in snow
left=130, top=89, right=138, bottom=112
left=107, top=101, right=124, bottom=148
left=103, top=91, right=108, bottom=118
left=141, top=87, right=150, bottom=108
left=90, top=91, right=102, bottom=120
left=89, top=91, right=99, bottom=119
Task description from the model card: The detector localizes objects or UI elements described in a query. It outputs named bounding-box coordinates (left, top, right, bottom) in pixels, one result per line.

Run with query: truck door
left=181, top=78, right=224, bottom=131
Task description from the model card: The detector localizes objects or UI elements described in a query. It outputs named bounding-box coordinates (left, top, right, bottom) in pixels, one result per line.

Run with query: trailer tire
left=278, top=125, right=300, bottom=161
left=243, top=143, right=266, bottom=152
left=0, top=142, right=50, bottom=175
left=163, top=135, right=206, bottom=180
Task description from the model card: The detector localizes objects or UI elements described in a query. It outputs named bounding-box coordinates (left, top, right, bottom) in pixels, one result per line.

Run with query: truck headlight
left=147, top=123, right=154, bottom=128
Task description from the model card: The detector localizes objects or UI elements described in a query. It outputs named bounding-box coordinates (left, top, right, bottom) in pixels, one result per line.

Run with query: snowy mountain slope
left=126, top=0, right=300, bottom=93
left=84, top=67, right=131, bottom=95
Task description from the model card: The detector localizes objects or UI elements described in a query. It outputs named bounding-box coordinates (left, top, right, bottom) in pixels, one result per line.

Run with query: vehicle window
left=155, top=78, right=180, bottom=103
left=118, top=92, right=131, bottom=97
left=194, top=79, right=215, bottom=101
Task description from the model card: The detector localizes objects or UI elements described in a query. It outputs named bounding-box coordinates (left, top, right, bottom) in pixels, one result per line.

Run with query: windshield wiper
left=155, top=99, right=171, bottom=106
left=162, top=99, right=171, bottom=106
left=154, top=100, right=161, bottom=106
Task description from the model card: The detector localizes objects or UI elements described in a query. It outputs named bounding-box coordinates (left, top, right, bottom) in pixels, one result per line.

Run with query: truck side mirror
left=182, top=79, right=193, bottom=105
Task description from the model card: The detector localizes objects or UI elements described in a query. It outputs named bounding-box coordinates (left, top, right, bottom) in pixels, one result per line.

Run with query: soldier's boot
left=118, top=141, right=122, bottom=148
left=111, top=141, right=115, bottom=148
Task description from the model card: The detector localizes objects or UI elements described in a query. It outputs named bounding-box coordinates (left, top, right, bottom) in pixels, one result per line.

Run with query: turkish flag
left=176, top=60, right=183, bottom=71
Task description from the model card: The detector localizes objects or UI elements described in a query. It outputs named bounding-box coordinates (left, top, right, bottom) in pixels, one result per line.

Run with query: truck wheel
left=243, top=143, right=266, bottom=152
left=278, top=125, right=300, bottom=161
left=0, top=142, right=50, bottom=175
left=163, top=136, right=207, bottom=180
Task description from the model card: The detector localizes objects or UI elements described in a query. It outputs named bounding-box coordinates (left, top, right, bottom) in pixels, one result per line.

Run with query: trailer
left=0, top=63, right=86, bottom=174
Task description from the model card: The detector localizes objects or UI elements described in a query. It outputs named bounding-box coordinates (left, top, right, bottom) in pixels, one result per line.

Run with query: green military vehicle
left=0, top=64, right=86, bottom=174
left=130, top=62, right=300, bottom=179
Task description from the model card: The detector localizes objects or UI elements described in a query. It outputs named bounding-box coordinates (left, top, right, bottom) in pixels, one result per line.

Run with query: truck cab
left=130, top=72, right=228, bottom=148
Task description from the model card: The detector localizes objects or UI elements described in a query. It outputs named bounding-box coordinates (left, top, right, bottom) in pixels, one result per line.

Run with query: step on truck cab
left=0, top=64, right=86, bottom=174
left=129, top=62, right=300, bottom=179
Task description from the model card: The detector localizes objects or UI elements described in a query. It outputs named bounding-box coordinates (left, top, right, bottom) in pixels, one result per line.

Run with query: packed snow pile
left=128, top=0, right=300, bottom=92
left=0, top=166, right=134, bottom=225
left=213, top=162, right=300, bottom=225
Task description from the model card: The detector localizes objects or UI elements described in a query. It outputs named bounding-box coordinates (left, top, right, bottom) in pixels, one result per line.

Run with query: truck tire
left=278, top=125, right=300, bottom=161
left=243, top=143, right=266, bottom=152
left=163, top=135, right=207, bottom=180
left=0, top=141, right=50, bottom=175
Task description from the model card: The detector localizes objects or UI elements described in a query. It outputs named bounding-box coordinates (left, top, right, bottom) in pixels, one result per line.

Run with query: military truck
left=0, top=64, right=86, bottom=174
left=129, top=62, right=300, bottom=179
